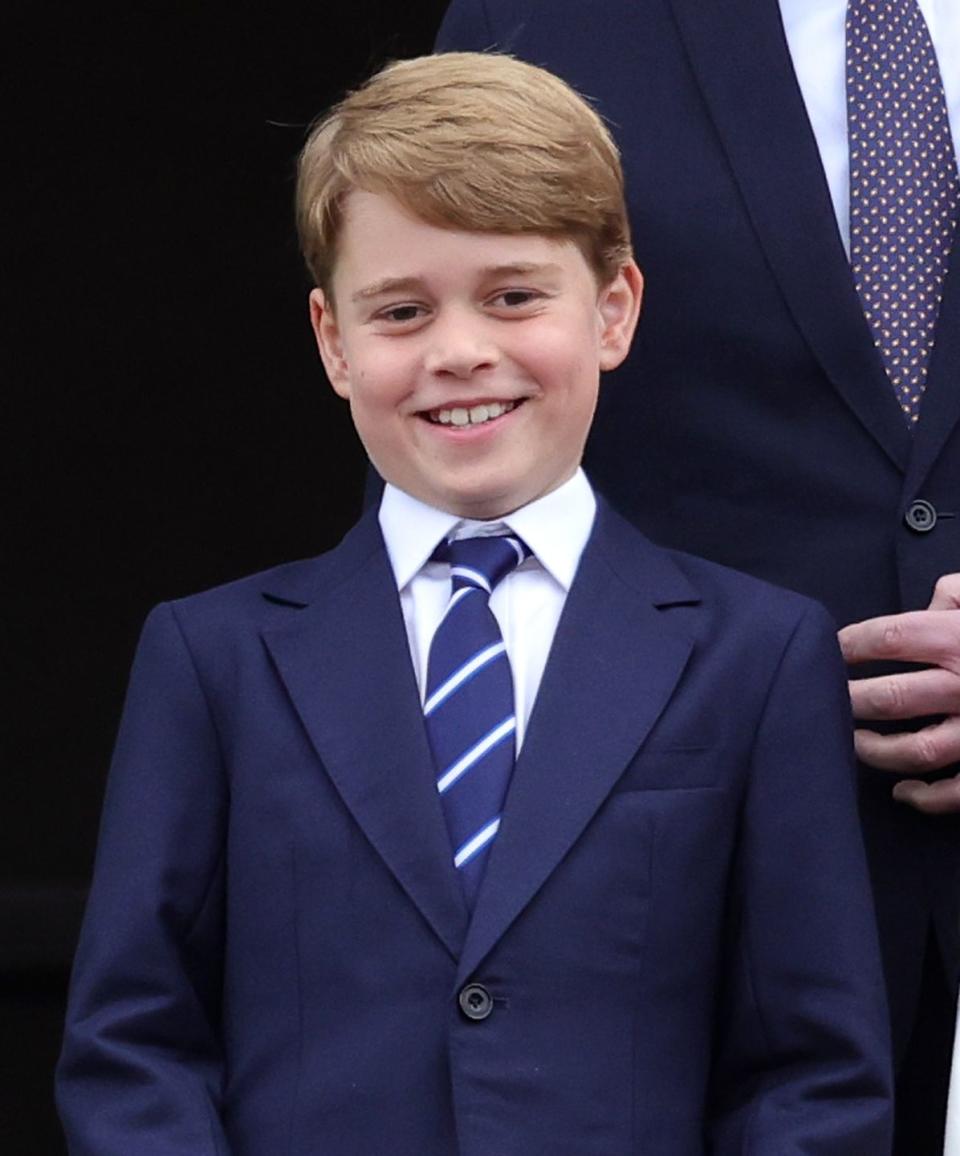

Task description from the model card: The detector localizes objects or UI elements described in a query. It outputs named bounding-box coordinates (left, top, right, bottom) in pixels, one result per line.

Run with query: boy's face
left=310, top=191, right=641, bottom=519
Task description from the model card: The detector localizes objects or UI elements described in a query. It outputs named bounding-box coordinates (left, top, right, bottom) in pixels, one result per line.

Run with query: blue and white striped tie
left=425, top=534, right=528, bottom=906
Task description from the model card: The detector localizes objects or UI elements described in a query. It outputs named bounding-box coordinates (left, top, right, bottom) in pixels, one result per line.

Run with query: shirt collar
left=378, top=469, right=596, bottom=593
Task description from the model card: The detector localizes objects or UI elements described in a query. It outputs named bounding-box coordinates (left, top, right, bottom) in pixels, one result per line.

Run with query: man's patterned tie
left=424, top=534, right=528, bottom=906
left=846, top=0, right=960, bottom=424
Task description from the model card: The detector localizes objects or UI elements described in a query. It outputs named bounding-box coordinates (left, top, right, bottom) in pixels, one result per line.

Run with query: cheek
left=548, top=344, right=600, bottom=404
left=354, top=347, right=417, bottom=401
left=543, top=318, right=601, bottom=375
left=347, top=367, right=395, bottom=414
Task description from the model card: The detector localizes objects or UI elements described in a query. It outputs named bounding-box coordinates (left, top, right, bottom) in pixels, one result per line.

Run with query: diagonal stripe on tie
left=454, top=817, right=501, bottom=869
left=436, top=715, right=517, bottom=793
left=450, top=565, right=493, bottom=593
left=424, top=641, right=508, bottom=716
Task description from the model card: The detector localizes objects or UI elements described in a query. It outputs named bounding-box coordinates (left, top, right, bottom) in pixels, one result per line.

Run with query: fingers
left=841, top=574, right=960, bottom=798
left=838, top=609, right=960, bottom=669
left=849, top=667, right=960, bottom=721
left=891, top=773, right=960, bottom=815
left=928, top=572, right=960, bottom=611
left=853, top=715, right=960, bottom=774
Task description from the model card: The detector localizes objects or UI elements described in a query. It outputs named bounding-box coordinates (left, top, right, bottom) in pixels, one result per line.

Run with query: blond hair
left=296, top=51, right=632, bottom=294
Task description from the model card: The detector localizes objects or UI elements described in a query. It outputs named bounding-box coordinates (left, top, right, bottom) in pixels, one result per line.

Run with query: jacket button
left=904, top=499, right=937, bottom=533
left=458, top=983, right=494, bottom=1021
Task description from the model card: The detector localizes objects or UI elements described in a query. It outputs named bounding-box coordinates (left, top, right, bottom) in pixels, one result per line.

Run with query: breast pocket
left=612, top=745, right=723, bottom=794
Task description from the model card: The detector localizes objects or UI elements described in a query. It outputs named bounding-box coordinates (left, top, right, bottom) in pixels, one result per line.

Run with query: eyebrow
left=351, top=277, right=424, bottom=304
left=350, top=263, right=565, bottom=304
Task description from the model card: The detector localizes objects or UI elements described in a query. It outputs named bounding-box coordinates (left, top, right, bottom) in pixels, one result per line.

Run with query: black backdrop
left=4, top=2, right=449, bottom=1148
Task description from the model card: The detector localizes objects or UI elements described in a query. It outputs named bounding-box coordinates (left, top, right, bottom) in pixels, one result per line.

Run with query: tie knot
left=435, top=534, right=528, bottom=595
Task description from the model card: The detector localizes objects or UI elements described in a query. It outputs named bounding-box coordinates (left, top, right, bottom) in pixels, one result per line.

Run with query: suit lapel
left=666, top=0, right=911, bottom=471
left=907, top=262, right=960, bottom=489
left=456, top=505, right=698, bottom=985
left=262, top=515, right=468, bottom=961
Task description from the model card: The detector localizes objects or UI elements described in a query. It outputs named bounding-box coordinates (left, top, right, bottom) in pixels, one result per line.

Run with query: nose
left=423, top=308, right=499, bottom=379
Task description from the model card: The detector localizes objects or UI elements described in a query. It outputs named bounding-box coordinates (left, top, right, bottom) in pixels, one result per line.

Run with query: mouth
left=422, top=400, right=521, bottom=428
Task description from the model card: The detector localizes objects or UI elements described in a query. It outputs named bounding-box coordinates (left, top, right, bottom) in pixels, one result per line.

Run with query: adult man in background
left=438, top=1, right=959, bottom=1150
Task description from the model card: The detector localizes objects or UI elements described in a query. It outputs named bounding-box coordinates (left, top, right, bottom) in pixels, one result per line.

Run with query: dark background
left=4, top=2, right=450, bottom=1149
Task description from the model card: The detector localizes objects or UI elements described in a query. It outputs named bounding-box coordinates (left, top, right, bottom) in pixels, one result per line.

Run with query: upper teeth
left=432, top=401, right=515, bottom=426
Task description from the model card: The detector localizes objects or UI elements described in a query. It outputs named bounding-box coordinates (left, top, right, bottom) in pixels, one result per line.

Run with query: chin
left=439, top=489, right=520, bottom=521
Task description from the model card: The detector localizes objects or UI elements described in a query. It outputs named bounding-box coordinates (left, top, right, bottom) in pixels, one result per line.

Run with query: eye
left=376, top=303, right=426, bottom=324
left=487, top=288, right=547, bottom=312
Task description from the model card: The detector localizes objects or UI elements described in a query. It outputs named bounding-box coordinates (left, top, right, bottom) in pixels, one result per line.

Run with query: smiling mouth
left=424, top=400, right=519, bottom=427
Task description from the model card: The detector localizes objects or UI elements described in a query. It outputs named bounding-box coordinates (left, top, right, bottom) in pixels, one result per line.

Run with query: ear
left=309, top=288, right=352, bottom=399
left=597, top=260, right=643, bottom=371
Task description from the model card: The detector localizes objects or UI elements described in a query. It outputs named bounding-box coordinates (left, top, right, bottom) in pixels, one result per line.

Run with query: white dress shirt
left=378, top=470, right=597, bottom=751
left=778, top=0, right=960, bottom=254
left=948, top=994, right=960, bottom=1155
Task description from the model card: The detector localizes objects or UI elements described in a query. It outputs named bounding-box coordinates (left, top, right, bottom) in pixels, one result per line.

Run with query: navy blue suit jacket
left=436, top=0, right=960, bottom=1059
left=58, top=503, right=892, bottom=1154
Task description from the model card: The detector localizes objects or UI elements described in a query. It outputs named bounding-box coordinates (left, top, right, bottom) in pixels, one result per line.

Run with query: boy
left=57, top=52, right=892, bottom=1154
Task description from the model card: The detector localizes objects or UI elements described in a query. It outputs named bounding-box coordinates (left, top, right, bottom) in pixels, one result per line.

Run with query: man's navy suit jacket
left=436, top=0, right=960, bottom=1059
left=57, top=502, right=892, bottom=1154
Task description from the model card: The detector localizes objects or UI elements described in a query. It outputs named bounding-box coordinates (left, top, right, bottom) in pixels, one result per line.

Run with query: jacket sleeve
left=707, top=601, right=894, bottom=1154
left=56, top=602, right=232, bottom=1156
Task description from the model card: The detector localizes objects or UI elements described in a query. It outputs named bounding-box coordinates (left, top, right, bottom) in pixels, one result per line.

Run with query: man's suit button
left=458, top=983, right=494, bottom=1021
left=904, top=499, right=937, bottom=533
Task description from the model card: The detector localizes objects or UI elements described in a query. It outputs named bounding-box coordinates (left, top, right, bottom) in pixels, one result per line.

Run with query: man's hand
left=838, top=573, right=960, bottom=814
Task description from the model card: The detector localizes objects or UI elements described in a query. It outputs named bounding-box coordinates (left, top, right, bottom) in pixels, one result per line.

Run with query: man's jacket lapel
left=905, top=262, right=960, bottom=491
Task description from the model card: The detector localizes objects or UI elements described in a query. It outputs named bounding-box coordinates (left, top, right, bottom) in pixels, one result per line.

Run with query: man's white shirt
left=948, top=995, right=960, bottom=1154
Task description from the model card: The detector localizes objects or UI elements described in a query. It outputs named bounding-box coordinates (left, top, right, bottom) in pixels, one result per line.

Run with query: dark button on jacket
left=458, top=983, right=493, bottom=1021
left=904, top=499, right=938, bottom=533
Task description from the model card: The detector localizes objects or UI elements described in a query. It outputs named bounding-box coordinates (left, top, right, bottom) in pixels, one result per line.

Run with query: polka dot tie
left=846, top=0, right=960, bottom=424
